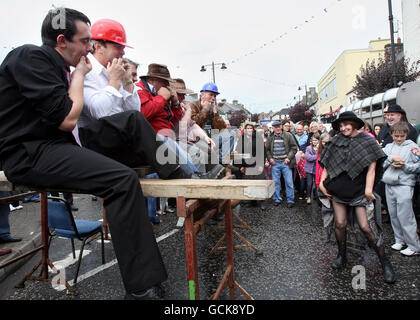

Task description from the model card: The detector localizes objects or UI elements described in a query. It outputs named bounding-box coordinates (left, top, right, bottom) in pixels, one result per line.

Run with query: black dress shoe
left=193, top=164, right=225, bottom=180
left=0, top=236, right=22, bottom=244
left=125, top=285, right=165, bottom=300
left=167, top=166, right=192, bottom=179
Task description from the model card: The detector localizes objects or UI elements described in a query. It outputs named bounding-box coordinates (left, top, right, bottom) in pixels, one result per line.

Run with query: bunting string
left=226, top=0, right=343, bottom=65
left=224, top=70, right=299, bottom=88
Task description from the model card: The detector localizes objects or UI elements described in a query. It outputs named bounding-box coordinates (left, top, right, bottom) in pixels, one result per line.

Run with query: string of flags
left=226, top=0, right=343, bottom=65
left=224, top=70, right=299, bottom=88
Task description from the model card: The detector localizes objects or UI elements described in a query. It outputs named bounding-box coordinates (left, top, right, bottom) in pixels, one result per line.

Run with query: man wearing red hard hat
left=77, top=18, right=214, bottom=299
left=79, top=19, right=219, bottom=180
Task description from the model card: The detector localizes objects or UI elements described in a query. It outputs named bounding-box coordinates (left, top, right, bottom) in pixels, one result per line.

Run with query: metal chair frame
left=47, top=196, right=105, bottom=285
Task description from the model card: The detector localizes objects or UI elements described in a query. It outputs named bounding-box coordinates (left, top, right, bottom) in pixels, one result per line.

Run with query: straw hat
left=170, top=78, right=194, bottom=94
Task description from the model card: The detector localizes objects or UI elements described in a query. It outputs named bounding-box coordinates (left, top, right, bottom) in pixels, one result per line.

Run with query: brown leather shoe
left=0, top=248, right=12, bottom=256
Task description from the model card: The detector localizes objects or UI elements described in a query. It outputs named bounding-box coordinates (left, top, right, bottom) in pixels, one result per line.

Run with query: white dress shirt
left=78, top=54, right=141, bottom=128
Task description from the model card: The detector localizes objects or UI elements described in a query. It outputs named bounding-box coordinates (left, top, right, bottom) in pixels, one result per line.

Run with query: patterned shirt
left=272, top=135, right=287, bottom=161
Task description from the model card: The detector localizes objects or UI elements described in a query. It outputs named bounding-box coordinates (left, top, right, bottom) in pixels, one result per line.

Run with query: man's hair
left=91, top=39, right=107, bottom=54
left=41, top=7, right=90, bottom=47
left=390, top=122, right=409, bottom=135
left=123, top=58, right=139, bottom=69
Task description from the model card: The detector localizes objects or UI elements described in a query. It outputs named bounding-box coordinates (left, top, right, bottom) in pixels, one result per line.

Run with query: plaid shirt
left=319, top=132, right=386, bottom=180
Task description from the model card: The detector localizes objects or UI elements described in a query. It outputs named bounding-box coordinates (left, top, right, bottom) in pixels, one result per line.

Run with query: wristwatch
left=172, top=101, right=180, bottom=107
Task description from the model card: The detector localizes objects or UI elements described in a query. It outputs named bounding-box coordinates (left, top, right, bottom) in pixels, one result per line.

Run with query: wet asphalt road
left=0, top=193, right=419, bottom=301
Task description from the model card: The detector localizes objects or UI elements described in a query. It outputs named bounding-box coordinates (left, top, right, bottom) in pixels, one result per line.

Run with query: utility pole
left=212, top=61, right=216, bottom=84
left=388, top=0, right=398, bottom=88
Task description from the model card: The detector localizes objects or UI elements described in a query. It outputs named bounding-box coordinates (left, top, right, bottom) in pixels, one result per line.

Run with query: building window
left=320, top=78, right=337, bottom=102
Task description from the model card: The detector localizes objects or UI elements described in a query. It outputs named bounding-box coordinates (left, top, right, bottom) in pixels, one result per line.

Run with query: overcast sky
left=0, top=0, right=403, bottom=114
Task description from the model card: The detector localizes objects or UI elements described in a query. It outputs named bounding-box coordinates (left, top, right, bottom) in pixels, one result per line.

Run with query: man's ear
left=93, top=41, right=104, bottom=53
left=56, top=34, right=67, bottom=48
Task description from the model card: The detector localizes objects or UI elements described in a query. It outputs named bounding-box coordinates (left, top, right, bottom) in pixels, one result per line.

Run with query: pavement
left=0, top=193, right=420, bottom=300
left=0, top=200, right=42, bottom=282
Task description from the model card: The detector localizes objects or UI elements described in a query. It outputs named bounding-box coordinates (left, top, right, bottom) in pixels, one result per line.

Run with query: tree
left=227, top=109, right=248, bottom=127
left=289, top=103, right=312, bottom=123
left=353, top=57, right=420, bottom=100
left=251, top=113, right=259, bottom=123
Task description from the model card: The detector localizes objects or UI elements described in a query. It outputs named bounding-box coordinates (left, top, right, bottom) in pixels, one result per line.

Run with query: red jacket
left=137, top=80, right=183, bottom=137
left=315, top=153, right=323, bottom=189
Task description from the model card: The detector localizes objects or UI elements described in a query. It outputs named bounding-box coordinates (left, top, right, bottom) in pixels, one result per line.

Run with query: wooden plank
left=140, top=179, right=274, bottom=200
left=230, top=153, right=251, bottom=160
left=0, top=171, right=275, bottom=200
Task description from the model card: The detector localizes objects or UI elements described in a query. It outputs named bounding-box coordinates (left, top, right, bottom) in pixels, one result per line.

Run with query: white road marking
left=156, top=228, right=179, bottom=242
left=176, top=217, right=185, bottom=228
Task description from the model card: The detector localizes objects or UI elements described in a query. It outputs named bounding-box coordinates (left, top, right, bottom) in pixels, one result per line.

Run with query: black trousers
left=2, top=141, right=168, bottom=294
left=79, top=110, right=177, bottom=177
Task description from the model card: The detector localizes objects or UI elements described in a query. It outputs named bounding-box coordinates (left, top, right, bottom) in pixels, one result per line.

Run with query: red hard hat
left=91, top=19, right=133, bottom=48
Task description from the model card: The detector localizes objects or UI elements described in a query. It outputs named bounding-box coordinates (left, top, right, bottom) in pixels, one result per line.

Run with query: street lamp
left=200, top=62, right=227, bottom=84
left=298, top=85, right=309, bottom=105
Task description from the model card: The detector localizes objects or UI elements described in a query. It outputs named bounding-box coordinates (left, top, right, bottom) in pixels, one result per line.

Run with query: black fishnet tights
left=332, top=201, right=385, bottom=259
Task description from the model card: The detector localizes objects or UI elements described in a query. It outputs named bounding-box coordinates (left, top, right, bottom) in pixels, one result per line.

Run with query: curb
left=0, top=232, right=42, bottom=282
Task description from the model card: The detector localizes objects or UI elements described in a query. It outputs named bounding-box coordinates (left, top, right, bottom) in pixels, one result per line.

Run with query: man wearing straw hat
left=137, top=65, right=224, bottom=178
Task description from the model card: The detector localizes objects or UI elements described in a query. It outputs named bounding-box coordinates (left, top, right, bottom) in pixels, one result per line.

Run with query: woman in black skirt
left=318, top=112, right=395, bottom=284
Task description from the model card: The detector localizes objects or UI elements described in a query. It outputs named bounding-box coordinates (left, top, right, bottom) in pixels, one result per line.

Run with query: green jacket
left=266, top=131, right=298, bottom=168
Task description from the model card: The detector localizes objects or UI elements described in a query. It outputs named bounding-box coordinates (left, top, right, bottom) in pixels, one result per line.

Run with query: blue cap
left=272, top=121, right=282, bottom=127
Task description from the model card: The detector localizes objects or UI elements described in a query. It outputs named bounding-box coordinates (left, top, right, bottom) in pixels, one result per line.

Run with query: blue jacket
left=294, top=133, right=308, bottom=152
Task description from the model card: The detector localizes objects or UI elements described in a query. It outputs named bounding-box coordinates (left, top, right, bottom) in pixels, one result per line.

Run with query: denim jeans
left=143, top=173, right=161, bottom=224
left=159, top=135, right=198, bottom=175
left=306, top=173, right=315, bottom=199
left=271, top=160, right=295, bottom=204
left=214, top=130, right=235, bottom=164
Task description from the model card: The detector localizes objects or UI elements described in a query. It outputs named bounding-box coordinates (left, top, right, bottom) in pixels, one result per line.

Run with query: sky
left=0, top=0, right=403, bottom=114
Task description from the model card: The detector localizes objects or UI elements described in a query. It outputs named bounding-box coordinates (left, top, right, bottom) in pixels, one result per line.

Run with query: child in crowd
left=316, top=133, right=334, bottom=241
left=304, top=134, right=320, bottom=205
left=382, top=122, right=420, bottom=256
left=362, top=121, right=376, bottom=139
